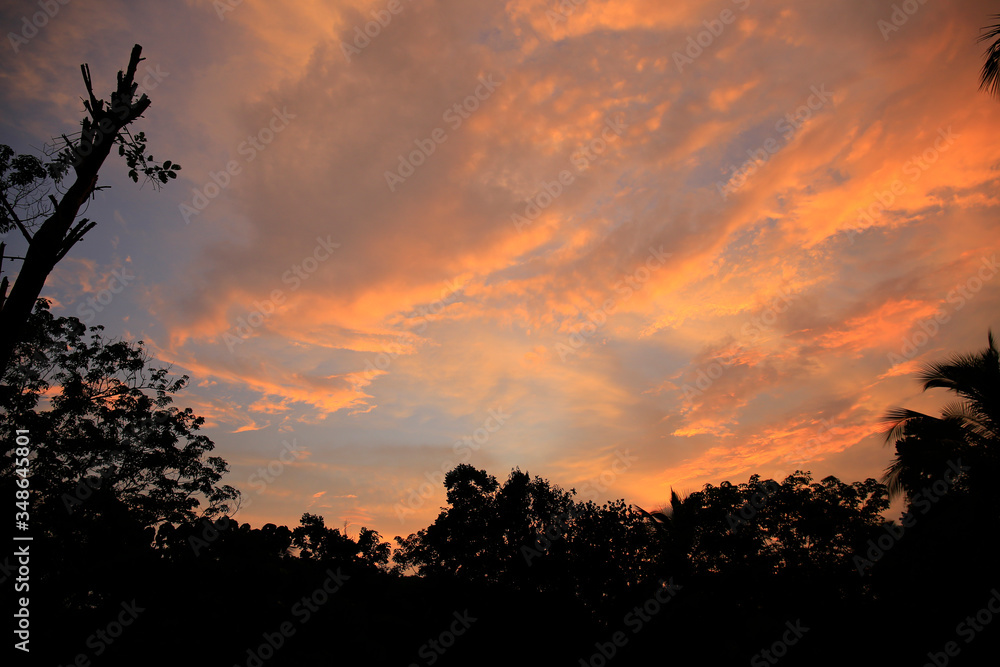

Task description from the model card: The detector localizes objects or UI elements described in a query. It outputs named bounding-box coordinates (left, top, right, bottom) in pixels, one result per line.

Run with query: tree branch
left=0, top=191, right=33, bottom=243
left=54, top=217, right=96, bottom=263
left=80, top=62, right=102, bottom=118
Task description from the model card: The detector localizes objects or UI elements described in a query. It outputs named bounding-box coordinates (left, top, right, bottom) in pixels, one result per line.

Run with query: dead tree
left=0, top=44, right=177, bottom=380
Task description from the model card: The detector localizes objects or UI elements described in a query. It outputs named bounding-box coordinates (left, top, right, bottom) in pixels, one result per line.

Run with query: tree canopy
left=1, top=299, right=238, bottom=531
left=3, top=300, right=998, bottom=664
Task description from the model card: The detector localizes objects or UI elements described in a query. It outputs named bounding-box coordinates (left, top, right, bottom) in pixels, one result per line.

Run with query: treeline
left=2, top=302, right=999, bottom=666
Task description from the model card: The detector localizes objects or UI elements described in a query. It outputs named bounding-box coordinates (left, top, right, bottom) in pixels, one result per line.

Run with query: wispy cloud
left=3, top=0, right=999, bottom=538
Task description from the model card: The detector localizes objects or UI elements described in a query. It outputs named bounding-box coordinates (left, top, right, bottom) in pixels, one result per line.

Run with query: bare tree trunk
left=0, top=44, right=152, bottom=379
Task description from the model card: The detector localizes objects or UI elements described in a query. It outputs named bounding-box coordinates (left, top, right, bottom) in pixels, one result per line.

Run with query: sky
left=2, top=0, right=999, bottom=543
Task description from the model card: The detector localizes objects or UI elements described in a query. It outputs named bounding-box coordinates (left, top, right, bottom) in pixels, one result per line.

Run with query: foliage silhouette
left=1, top=299, right=238, bottom=531
left=979, top=13, right=1000, bottom=99
left=641, top=472, right=887, bottom=582
left=882, top=331, right=999, bottom=499
left=293, top=512, right=391, bottom=569
left=0, top=44, right=181, bottom=379
left=393, top=463, right=654, bottom=617
left=4, top=315, right=1000, bottom=665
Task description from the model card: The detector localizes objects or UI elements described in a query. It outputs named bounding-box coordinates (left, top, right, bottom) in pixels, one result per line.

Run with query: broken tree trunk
left=0, top=44, right=152, bottom=380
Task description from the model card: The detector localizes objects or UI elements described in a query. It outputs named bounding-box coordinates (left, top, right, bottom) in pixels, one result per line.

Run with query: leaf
left=163, top=160, right=172, bottom=169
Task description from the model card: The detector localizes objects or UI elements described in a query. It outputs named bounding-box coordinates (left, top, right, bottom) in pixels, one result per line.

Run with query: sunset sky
left=2, top=0, right=999, bottom=542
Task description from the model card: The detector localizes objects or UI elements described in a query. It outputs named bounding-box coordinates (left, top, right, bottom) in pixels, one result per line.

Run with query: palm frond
left=880, top=406, right=933, bottom=444
left=634, top=505, right=660, bottom=522
left=883, top=330, right=999, bottom=499
left=939, top=399, right=978, bottom=422
left=938, top=400, right=996, bottom=441
left=979, top=15, right=1000, bottom=99
left=881, top=457, right=907, bottom=499
left=635, top=505, right=670, bottom=536
left=919, top=341, right=1000, bottom=406
left=920, top=353, right=988, bottom=389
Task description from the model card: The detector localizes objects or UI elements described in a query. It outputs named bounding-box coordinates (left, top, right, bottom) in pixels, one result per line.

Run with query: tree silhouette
left=292, top=512, right=391, bottom=569
left=3, top=309, right=996, bottom=663
left=979, top=13, right=1000, bottom=99
left=641, top=472, right=887, bottom=580
left=393, top=464, right=571, bottom=583
left=0, top=299, right=240, bottom=655
left=881, top=331, right=999, bottom=500
left=0, top=44, right=180, bottom=379
left=0, top=299, right=239, bottom=534
left=393, top=463, right=654, bottom=616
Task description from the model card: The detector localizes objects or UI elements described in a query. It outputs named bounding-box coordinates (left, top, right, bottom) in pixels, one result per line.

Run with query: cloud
left=3, top=0, right=999, bottom=540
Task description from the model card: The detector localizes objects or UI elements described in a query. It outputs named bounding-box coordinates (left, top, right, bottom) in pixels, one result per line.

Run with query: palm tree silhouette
left=979, top=14, right=1000, bottom=99
left=882, top=332, right=1000, bottom=499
